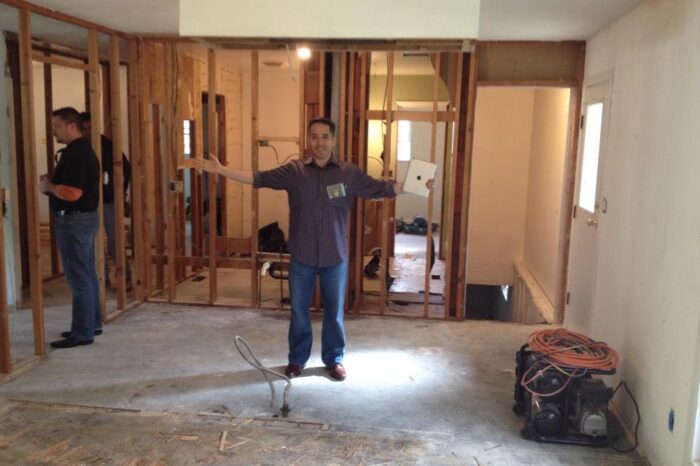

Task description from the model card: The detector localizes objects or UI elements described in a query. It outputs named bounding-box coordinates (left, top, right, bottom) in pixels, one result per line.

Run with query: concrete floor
left=0, top=303, right=649, bottom=465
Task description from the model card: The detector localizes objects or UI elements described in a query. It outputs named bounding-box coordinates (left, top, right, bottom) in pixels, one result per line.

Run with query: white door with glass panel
left=566, top=76, right=612, bottom=333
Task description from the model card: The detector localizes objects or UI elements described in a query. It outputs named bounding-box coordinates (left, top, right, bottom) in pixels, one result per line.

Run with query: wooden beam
left=318, top=52, right=326, bottom=115
left=423, top=52, right=441, bottom=319
left=365, top=110, right=455, bottom=122
left=557, top=44, right=586, bottom=323
left=379, top=52, right=395, bottom=314
left=164, top=42, right=177, bottom=301
left=87, top=29, right=105, bottom=320
left=352, top=52, right=368, bottom=312
left=110, top=34, right=127, bottom=309
left=138, top=41, right=154, bottom=298
left=298, top=59, right=306, bottom=153
left=250, top=51, right=260, bottom=306
left=19, top=8, right=45, bottom=355
left=207, top=48, right=218, bottom=305
left=0, top=188, right=11, bottom=373
left=454, top=52, right=478, bottom=320
left=128, top=39, right=144, bottom=301
left=31, top=53, right=94, bottom=71
left=443, top=53, right=464, bottom=320
left=42, top=55, right=59, bottom=277
left=338, top=52, right=346, bottom=162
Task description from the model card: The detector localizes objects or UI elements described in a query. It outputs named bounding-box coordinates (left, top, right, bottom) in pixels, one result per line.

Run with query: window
left=578, top=103, right=603, bottom=213
left=397, top=120, right=412, bottom=162
left=183, top=120, right=193, bottom=158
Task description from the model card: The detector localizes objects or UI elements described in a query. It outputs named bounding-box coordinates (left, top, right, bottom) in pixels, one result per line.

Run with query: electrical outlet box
left=170, top=181, right=184, bottom=193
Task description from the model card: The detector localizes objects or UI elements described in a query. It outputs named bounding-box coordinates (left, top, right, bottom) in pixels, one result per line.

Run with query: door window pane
left=578, top=102, right=603, bottom=213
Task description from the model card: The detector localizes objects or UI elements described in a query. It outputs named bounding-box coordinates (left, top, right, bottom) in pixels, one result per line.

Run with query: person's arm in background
left=182, top=155, right=254, bottom=185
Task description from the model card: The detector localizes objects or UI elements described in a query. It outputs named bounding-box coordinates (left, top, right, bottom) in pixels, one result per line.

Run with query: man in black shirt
left=80, top=112, right=132, bottom=290
left=40, top=107, right=101, bottom=348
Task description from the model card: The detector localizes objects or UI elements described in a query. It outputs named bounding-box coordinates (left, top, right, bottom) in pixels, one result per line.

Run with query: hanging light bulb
left=296, top=46, right=311, bottom=60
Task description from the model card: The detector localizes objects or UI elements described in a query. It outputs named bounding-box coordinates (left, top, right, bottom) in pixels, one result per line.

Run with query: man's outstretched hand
left=180, top=153, right=223, bottom=174
left=393, top=178, right=434, bottom=195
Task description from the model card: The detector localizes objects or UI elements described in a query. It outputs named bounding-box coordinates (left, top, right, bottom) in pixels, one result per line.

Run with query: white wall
left=568, top=1, right=700, bottom=464
left=467, top=88, right=534, bottom=285
left=523, top=88, right=570, bottom=306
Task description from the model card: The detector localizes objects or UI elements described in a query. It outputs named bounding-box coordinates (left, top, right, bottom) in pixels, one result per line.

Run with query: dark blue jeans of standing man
left=288, top=257, right=348, bottom=368
left=54, top=211, right=101, bottom=341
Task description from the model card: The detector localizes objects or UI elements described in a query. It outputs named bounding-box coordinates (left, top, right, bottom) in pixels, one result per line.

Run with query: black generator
left=513, top=344, right=615, bottom=446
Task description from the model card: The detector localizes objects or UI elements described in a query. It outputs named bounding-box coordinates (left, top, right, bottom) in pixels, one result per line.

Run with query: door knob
left=586, top=219, right=598, bottom=227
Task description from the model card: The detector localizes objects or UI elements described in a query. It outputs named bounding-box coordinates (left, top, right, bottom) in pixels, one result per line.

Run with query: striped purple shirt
left=254, top=156, right=396, bottom=267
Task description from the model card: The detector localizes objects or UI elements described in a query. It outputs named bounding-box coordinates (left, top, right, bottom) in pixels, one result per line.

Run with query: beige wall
left=523, top=88, right=570, bottom=306
left=467, top=88, right=535, bottom=285
left=572, top=1, right=700, bottom=464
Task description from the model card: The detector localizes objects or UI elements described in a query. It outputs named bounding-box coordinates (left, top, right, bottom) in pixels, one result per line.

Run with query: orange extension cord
left=527, top=328, right=619, bottom=371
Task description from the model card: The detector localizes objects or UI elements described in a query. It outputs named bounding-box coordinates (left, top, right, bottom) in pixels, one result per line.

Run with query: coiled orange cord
left=527, top=328, right=619, bottom=371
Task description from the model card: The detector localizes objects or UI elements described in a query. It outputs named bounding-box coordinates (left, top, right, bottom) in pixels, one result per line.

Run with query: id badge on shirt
left=327, top=183, right=346, bottom=199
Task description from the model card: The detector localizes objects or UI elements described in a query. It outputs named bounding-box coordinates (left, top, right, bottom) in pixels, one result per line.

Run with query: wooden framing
left=352, top=52, right=368, bottom=312
left=138, top=40, right=154, bottom=298
left=250, top=51, right=260, bottom=306
left=454, top=53, right=478, bottom=319
left=207, top=48, right=218, bottom=305
left=128, top=40, right=145, bottom=301
left=87, top=29, right=106, bottom=319
left=165, top=42, right=177, bottom=301
left=442, top=53, right=464, bottom=319
left=31, top=53, right=94, bottom=71
left=0, top=188, right=10, bottom=373
left=110, top=34, right=127, bottom=309
left=379, top=52, right=395, bottom=314
left=556, top=45, right=586, bottom=322
left=423, top=52, right=441, bottom=318
left=18, top=8, right=45, bottom=355
left=338, top=52, right=347, bottom=162
left=42, top=55, right=59, bottom=277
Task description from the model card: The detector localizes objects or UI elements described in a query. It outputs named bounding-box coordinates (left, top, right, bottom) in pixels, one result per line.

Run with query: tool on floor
left=234, top=335, right=292, bottom=417
left=513, top=328, right=640, bottom=451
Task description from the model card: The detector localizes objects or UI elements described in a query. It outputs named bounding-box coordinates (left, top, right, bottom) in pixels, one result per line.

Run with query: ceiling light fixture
left=297, top=46, right=311, bottom=60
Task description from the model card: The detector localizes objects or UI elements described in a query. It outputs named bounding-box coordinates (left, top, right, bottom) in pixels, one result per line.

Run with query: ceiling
left=1, top=0, right=645, bottom=40
left=0, top=0, right=645, bottom=67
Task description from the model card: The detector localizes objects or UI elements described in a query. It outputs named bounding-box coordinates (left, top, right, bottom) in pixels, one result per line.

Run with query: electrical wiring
left=234, top=335, right=292, bottom=417
left=527, top=328, right=620, bottom=371
left=610, top=381, right=641, bottom=453
left=520, top=328, right=619, bottom=398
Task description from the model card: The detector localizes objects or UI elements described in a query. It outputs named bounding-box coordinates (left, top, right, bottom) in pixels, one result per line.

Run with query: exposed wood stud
left=353, top=52, right=368, bottom=312
left=42, top=54, right=59, bottom=276
left=208, top=48, right=218, bottom=305
left=443, top=52, right=464, bottom=320
left=0, top=188, right=11, bottom=373
left=164, top=42, right=177, bottom=302
left=423, top=52, right=441, bottom=319
left=111, top=34, right=127, bottom=309
left=251, top=51, right=260, bottom=306
left=87, top=29, right=106, bottom=320
left=20, top=8, right=46, bottom=354
left=379, top=52, right=395, bottom=314
left=128, top=39, right=145, bottom=301
left=455, top=52, right=478, bottom=320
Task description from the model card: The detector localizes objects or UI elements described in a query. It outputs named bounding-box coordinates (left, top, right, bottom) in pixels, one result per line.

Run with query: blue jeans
left=288, top=257, right=348, bottom=367
left=54, top=211, right=101, bottom=341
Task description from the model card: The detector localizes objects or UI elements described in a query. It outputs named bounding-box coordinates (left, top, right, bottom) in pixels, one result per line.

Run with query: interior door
left=565, top=76, right=613, bottom=333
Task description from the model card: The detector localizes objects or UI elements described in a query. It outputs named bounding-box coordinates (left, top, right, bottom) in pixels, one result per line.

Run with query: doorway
left=467, top=86, right=573, bottom=322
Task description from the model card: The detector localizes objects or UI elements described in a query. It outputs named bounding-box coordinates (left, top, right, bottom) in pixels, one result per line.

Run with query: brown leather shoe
left=327, top=363, right=347, bottom=381
left=284, top=363, right=303, bottom=378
